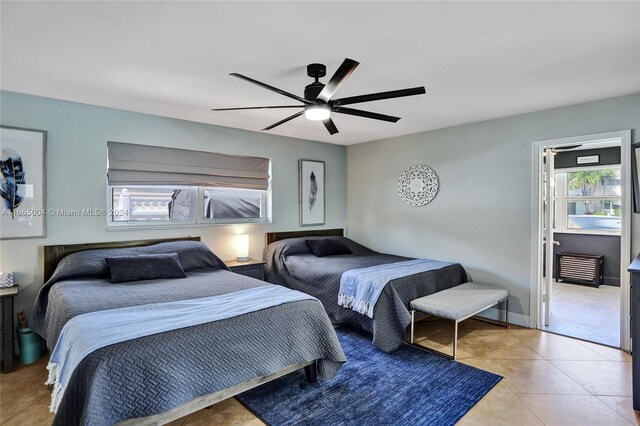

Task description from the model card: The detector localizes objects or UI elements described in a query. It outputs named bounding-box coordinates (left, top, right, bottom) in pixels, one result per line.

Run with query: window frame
left=106, top=185, right=271, bottom=229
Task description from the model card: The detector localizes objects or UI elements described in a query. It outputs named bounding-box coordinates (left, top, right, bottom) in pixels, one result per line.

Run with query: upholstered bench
left=409, top=282, right=509, bottom=359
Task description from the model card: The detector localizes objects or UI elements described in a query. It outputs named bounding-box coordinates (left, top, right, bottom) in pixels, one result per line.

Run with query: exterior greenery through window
left=554, top=167, right=621, bottom=234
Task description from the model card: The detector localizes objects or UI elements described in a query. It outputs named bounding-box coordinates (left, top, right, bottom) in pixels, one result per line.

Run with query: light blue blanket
left=46, top=285, right=314, bottom=413
left=338, top=259, right=454, bottom=318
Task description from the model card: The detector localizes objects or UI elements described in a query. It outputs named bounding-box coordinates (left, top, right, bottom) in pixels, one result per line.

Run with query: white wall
left=347, top=93, right=640, bottom=319
left=0, top=91, right=347, bottom=316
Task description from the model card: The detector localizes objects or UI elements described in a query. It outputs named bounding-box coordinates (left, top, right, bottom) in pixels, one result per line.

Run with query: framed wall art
left=299, top=159, right=325, bottom=226
left=0, top=126, right=47, bottom=239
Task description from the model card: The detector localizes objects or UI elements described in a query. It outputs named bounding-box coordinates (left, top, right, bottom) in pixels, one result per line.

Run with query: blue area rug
left=237, top=327, right=502, bottom=426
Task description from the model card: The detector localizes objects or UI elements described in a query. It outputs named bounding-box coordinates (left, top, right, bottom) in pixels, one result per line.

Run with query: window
left=111, top=187, right=195, bottom=224
left=554, top=167, right=621, bottom=234
left=201, top=188, right=267, bottom=223
left=106, top=142, right=271, bottom=228
left=109, top=186, right=269, bottom=227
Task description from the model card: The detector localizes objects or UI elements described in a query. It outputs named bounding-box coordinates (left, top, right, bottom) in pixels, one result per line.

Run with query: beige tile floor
left=0, top=319, right=635, bottom=425
left=542, top=282, right=620, bottom=347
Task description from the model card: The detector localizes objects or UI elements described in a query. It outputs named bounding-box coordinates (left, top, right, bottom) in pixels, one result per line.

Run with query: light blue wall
left=0, top=90, right=347, bottom=315
left=347, top=93, right=640, bottom=321
left=3, top=89, right=638, bottom=326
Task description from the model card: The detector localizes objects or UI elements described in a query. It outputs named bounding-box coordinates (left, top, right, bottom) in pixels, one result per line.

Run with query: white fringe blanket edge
left=338, top=293, right=375, bottom=318
left=45, top=362, right=64, bottom=413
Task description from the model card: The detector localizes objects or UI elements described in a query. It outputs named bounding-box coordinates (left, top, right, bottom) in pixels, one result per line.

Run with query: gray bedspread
left=264, top=237, right=467, bottom=352
left=31, top=241, right=345, bottom=426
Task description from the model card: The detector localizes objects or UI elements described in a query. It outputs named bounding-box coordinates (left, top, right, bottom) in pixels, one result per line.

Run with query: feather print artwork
left=309, top=171, right=318, bottom=210
left=0, top=148, right=26, bottom=219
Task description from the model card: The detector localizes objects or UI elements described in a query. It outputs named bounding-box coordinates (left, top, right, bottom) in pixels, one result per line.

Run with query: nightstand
left=1, top=285, right=18, bottom=374
left=225, top=259, right=266, bottom=281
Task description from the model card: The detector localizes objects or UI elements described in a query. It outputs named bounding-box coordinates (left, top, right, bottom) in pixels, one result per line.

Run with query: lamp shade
left=235, top=234, right=250, bottom=262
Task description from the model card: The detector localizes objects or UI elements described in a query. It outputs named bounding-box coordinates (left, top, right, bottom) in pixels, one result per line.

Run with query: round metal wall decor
left=397, top=164, right=439, bottom=206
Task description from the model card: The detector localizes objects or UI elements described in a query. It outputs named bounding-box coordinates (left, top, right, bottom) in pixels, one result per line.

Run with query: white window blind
left=107, top=142, right=270, bottom=190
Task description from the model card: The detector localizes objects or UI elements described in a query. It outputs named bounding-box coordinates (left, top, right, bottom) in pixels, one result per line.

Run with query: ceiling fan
left=212, top=58, right=426, bottom=135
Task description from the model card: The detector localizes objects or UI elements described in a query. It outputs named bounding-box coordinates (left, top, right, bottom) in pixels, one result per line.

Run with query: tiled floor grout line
left=574, top=338, right=631, bottom=359
left=471, top=331, right=549, bottom=425
left=548, top=359, right=634, bottom=400
left=509, top=331, right=602, bottom=398
left=489, top=331, right=632, bottom=424
left=510, top=392, right=546, bottom=425
left=475, top=331, right=601, bottom=426
left=595, top=395, right=636, bottom=426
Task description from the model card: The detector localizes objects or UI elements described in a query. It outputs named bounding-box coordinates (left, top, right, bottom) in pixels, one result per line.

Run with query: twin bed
left=34, top=230, right=466, bottom=425
left=264, top=229, right=467, bottom=352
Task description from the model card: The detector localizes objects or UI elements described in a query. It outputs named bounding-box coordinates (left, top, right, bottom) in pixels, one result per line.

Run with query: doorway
left=531, top=130, right=632, bottom=351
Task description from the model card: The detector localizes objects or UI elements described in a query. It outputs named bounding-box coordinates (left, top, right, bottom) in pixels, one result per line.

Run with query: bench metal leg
left=409, top=295, right=509, bottom=362
left=505, top=298, right=509, bottom=328
left=453, top=319, right=458, bottom=360
left=410, top=310, right=415, bottom=344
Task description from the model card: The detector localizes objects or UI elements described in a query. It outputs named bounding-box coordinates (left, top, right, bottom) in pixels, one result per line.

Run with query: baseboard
left=558, top=277, right=620, bottom=287
left=475, top=307, right=530, bottom=328
left=604, top=276, right=620, bottom=287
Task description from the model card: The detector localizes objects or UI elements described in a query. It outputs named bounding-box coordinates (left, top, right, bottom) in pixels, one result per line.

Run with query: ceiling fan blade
left=333, top=107, right=400, bottom=123
left=316, top=58, right=359, bottom=102
left=332, top=86, right=426, bottom=106
left=323, top=118, right=339, bottom=135
left=262, top=110, right=305, bottom=131
left=212, top=105, right=303, bottom=111
left=230, top=73, right=311, bottom=104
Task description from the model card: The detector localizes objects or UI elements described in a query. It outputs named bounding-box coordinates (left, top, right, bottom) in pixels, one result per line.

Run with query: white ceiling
left=1, top=1, right=639, bottom=145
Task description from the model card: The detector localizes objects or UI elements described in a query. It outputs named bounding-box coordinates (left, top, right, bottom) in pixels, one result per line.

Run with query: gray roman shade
left=107, top=142, right=270, bottom=190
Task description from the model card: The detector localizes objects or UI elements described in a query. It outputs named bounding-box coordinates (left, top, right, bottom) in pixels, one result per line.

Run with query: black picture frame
left=633, top=142, right=640, bottom=214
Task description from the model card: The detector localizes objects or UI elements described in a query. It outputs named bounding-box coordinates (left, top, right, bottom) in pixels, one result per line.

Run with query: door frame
left=529, top=130, right=632, bottom=351
left=542, top=147, right=556, bottom=327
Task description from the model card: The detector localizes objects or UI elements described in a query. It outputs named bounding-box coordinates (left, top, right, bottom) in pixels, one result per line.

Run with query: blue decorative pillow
left=305, top=239, right=353, bottom=257
left=106, top=253, right=187, bottom=283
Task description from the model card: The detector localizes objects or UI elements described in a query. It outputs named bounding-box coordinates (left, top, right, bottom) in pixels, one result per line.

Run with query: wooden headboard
left=43, top=236, right=201, bottom=282
left=265, top=229, right=344, bottom=246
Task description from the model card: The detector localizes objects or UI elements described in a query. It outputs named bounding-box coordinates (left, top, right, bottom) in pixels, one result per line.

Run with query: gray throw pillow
left=305, top=239, right=353, bottom=257
left=106, top=253, right=187, bottom=283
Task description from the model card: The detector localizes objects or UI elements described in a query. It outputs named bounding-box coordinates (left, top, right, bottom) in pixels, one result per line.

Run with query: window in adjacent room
left=554, top=166, right=621, bottom=234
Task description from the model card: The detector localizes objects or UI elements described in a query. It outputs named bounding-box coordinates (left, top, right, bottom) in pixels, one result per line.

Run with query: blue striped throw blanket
left=338, top=259, right=454, bottom=318
left=46, top=285, right=314, bottom=413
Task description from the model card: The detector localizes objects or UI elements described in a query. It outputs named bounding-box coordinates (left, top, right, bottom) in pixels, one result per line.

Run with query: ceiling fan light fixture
left=304, top=105, right=330, bottom=121
left=217, top=58, right=426, bottom=135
